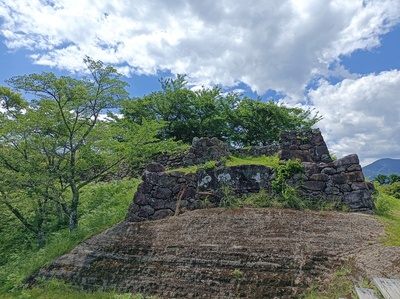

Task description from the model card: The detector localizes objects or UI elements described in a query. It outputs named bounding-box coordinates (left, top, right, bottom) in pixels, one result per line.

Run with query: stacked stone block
left=279, top=129, right=332, bottom=163
left=299, top=154, right=374, bottom=213
left=156, top=137, right=229, bottom=169
left=126, top=163, right=198, bottom=222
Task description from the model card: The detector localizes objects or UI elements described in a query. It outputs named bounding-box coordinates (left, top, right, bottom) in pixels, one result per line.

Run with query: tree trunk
left=68, top=208, right=78, bottom=231
left=37, top=225, right=46, bottom=249
left=68, top=148, right=79, bottom=231
left=56, top=201, right=65, bottom=227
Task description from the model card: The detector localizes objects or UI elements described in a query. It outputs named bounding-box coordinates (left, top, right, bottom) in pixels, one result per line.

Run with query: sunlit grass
left=0, top=178, right=140, bottom=295
left=1, top=279, right=159, bottom=299
left=374, top=186, right=400, bottom=246
left=302, top=265, right=355, bottom=299
left=168, top=154, right=280, bottom=174
left=226, top=154, right=280, bottom=168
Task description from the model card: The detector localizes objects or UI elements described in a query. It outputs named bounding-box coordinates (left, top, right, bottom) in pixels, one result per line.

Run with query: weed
left=219, top=185, right=238, bottom=208
left=272, top=159, right=305, bottom=194
left=1, top=279, right=160, bottom=299
left=200, top=196, right=211, bottom=208
left=232, top=269, right=244, bottom=278
left=235, top=189, right=277, bottom=208
left=373, top=188, right=393, bottom=216
left=301, top=265, right=354, bottom=299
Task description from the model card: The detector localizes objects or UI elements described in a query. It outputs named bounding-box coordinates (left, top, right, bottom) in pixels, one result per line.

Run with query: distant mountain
left=363, top=158, right=400, bottom=181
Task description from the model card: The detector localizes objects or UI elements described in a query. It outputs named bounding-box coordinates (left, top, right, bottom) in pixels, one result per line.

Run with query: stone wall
left=156, top=129, right=332, bottom=170
left=230, top=143, right=279, bottom=157
left=298, top=154, right=374, bottom=213
left=126, top=163, right=274, bottom=222
left=279, top=129, right=332, bottom=163
left=126, top=163, right=198, bottom=222
left=126, top=155, right=374, bottom=223
left=155, top=137, right=229, bottom=169
left=125, top=129, right=375, bottom=222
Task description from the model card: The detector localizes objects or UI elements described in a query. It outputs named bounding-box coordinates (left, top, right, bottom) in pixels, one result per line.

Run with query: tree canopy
left=121, top=75, right=321, bottom=146
left=0, top=57, right=132, bottom=246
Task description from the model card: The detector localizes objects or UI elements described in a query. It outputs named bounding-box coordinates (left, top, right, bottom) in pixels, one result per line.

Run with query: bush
left=380, top=181, right=400, bottom=200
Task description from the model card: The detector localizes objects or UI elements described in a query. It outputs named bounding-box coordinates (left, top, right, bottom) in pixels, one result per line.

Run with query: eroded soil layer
left=32, top=208, right=399, bottom=298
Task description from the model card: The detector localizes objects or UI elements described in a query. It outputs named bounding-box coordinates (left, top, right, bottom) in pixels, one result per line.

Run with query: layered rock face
left=31, top=209, right=387, bottom=299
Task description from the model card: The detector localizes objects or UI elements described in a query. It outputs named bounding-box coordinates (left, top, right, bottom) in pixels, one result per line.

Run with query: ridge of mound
left=30, top=208, right=400, bottom=298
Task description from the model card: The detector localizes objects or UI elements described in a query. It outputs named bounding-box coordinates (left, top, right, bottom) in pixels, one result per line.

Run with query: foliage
left=379, top=181, right=400, bottom=199
left=230, top=98, right=321, bottom=146
left=167, top=160, right=217, bottom=175
left=374, top=185, right=400, bottom=246
left=108, top=116, right=177, bottom=170
left=219, top=185, right=238, bottom=208
left=271, top=159, right=305, bottom=194
left=121, top=74, right=233, bottom=143
left=374, top=173, right=400, bottom=185
left=278, top=183, right=308, bottom=210
left=233, top=189, right=281, bottom=208
left=231, top=269, right=244, bottom=278
left=0, top=179, right=140, bottom=294
left=121, top=75, right=321, bottom=146
left=0, top=57, right=131, bottom=247
left=375, top=174, right=389, bottom=185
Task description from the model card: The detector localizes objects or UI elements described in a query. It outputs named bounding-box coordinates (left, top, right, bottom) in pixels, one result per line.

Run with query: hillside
left=30, top=208, right=400, bottom=299
left=363, top=158, right=400, bottom=180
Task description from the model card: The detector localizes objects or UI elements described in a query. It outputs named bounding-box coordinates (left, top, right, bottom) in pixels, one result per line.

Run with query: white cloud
left=308, top=70, right=400, bottom=165
left=1, top=0, right=400, bottom=165
left=0, top=0, right=399, bottom=96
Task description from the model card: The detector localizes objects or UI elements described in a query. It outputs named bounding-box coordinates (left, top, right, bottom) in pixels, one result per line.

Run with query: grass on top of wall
left=168, top=154, right=280, bottom=174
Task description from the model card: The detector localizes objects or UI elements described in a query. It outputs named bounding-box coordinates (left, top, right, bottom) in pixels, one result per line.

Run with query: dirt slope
left=32, top=208, right=400, bottom=298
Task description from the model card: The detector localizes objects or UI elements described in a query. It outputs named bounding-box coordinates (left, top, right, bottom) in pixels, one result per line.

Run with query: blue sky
left=1, top=0, right=400, bottom=166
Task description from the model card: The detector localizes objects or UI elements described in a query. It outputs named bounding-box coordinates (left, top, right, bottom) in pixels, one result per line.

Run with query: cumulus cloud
left=1, top=0, right=400, bottom=164
left=309, top=70, right=400, bottom=165
left=0, top=0, right=399, bottom=96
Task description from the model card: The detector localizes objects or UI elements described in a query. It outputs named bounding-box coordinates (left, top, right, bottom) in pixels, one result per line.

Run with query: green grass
left=0, top=279, right=159, bottom=299
left=302, top=265, right=355, bottom=299
left=226, top=154, right=280, bottom=168
left=0, top=178, right=140, bottom=297
left=168, top=154, right=280, bottom=174
left=374, top=185, right=400, bottom=246
left=168, top=160, right=217, bottom=174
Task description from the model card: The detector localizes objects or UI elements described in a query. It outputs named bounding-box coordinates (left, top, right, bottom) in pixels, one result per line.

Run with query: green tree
left=389, top=173, right=400, bottom=185
left=0, top=57, right=129, bottom=245
left=122, top=75, right=233, bottom=143
left=122, top=75, right=320, bottom=146
left=0, top=87, right=62, bottom=248
left=375, top=174, right=389, bottom=185
left=230, top=98, right=321, bottom=146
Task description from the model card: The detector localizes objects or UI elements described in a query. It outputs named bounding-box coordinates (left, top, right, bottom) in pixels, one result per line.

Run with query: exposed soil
left=32, top=208, right=400, bottom=298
